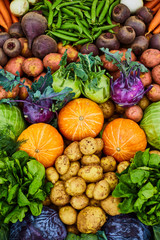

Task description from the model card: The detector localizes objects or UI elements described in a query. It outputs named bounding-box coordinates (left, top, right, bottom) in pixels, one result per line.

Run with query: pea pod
left=74, top=4, right=90, bottom=10
left=60, top=23, right=83, bottom=34
left=96, top=0, right=105, bottom=17
left=52, top=0, right=63, bottom=10
left=91, top=0, right=99, bottom=24
left=81, top=18, right=89, bottom=28
left=67, top=6, right=83, bottom=19
left=56, top=30, right=79, bottom=37
left=92, top=24, right=118, bottom=32
left=92, top=29, right=102, bottom=40
left=48, top=31, right=79, bottom=42
left=106, top=14, right=112, bottom=25
left=99, top=0, right=110, bottom=23
left=61, top=8, right=75, bottom=18
left=56, top=10, right=62, bottom=28
left=75, top=16, right=92, bottom=40
left=108, top=0, right=120, bottom=17
left=56, top=1, right=80, bottom=10
left=73, top=38, right=91, bottom=46
left=84, top=11, right=91, bottom=19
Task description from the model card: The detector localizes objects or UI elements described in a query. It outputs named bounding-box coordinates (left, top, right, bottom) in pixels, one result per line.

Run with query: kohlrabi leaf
left=0, top=69, right=21, bottom=92
left=59, top=49, right=67, bottom=67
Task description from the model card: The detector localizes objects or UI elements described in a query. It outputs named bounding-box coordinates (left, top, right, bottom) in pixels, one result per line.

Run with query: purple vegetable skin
left=9, top=206, right=67, bottom=240
left=23, top=97, right=54, bottom=124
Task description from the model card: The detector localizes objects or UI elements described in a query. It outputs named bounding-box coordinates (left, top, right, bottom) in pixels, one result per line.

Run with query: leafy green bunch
left=112, top=149, right=160, bottom=226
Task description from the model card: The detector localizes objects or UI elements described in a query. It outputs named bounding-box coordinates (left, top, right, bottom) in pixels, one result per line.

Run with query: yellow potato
left=149, top=150, right=160, bottom=156
left=59, top=206, right=77, bottom=225
left=98, top=100, right=115, bottom=119
left=50, top=181, right=70, bottom=206
left=100, top=195, right=121, bottom=216
left=78, top=165, right=103, bottom=183
left=94, top=138, right=104, bottom=154
left=89, top=199, right=100, bottom=207
left=77, top=206, right=106, bottom=234
left=60, top=161, right=80, bottom=181
left=55, top=155, right=70, bottom=175
left=100, top=156, right=117, bottom=172
left=45, top=167, right=59, bottom=184
left=67, top=225, right=79, bottom=235
left=42, top=196, right=51, bottom=206
left=117, top=161, right=130, bottom=174
left=65, top=177, right=86, bottom=196
left=64, top=141, right=83, bottom=161
left=70, top=194, right=89, bottom=210
left=79, top=137, right=97, bottom=155
left=104, top=172, right=119, bottom=191
left=85, top=183, right=96, bottom=198
left=93, top=180, right=110, bottom=200
left=81, top=154, right=100, bottom=166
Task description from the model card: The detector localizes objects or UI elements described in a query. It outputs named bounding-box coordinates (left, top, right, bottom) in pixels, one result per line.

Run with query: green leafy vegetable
left=65, top=231, right=107, bottom=240
left=112, top=149, right=160, bottom=226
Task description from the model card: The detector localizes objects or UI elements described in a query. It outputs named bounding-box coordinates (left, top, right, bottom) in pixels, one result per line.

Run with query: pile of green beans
left=31, top=0, right=120, bottom=45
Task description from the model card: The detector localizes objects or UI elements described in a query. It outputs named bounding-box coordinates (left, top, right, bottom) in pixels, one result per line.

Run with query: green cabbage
left=140, top=101, right=160, bottom=149
left=0, top=104, right=26, bottom=139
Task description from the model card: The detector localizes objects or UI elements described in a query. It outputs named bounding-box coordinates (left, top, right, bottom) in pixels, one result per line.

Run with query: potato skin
left=117, top=161, right=130, bottom=174
left=152, top=64, right=160, bottom=85
left=78, top=165, right=103, bottom=183
left=79, top=137, right=97, bottom=155
left=4, top=55, right=25, bottom=77
left=93, top=180, right=110, bottom=200
left=125, top=105, right=143, bottom=122
left=22, top=57, right=44, bottom=77
left=19, top=37, right=32, bottom=58
left=70, top=194, right=89, bottom=210
left=104, top=172, right=119, bottom=191
left=140, top=49, right=160, bottom=68
left=147, top=84, right=160, bottom=102
left=77, top=206, right=106, bottom=234
left=43, top=53, right=62, bottom=73
left=55, top=155, right=70, bottom=175
left=81, top=154, right=100, bottom=166
left=100, top=54, right=118, bottom=72
left=59, top=206, right=77, bottom=225
left=19, top=77, right=32, bottom=100
left=64, top=141, right=83, bottom=161
left=89, top=199, right=101, bottom=207
left=50, top=181, right=70, bottom=206
left=140, top=69, right=152, bottom=87
left=45, top=167, right=59, bottom=184
left=95, top=138, right=104, bottom=154
left=101, top=156, right=117, bottom=172
left=98, top=100, right=115, bottom=119
left=57, top=42, right=78, bottom=62
left=67, top=225, right=79, bottom=235
left=85, top=183, right=96, bottom=198
left=100, top=195, right=121, bottom=216
left=65, top=177, right=86, bottom=196
left=60, top=161, right=80, bottom=181
left=138, top=96, right=150, bottom=110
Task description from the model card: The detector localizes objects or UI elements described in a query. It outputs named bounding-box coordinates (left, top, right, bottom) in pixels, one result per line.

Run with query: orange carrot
left=0, top=12, right=8, bottom=31
left=4, top=0, right=19, bottom=23
left=145, top=0, right=160, bottom=9
left=153, top=24, right=160, bottom=34
left=152, top=2, right=160, bottom=14
left=147, top=8, right=160, bottom=33
left=0, top=0, right=12, bottom=28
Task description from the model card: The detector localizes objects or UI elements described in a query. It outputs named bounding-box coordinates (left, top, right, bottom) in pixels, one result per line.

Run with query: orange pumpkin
left=18, top=123, right=64, bottom=168
left=102, top=118, right=147, bottom=162
left=58, top=98, right=104, bottom=141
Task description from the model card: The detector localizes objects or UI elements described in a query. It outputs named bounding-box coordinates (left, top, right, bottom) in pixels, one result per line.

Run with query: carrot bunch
left=0, top=0, right=19, bottom=32
left=145, top=0, right=160, bottom=34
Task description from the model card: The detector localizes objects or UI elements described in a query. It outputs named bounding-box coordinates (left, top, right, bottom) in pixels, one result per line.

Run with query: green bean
left=56, top=1, right=80, bottom=10
left=74, top=4, right=90, bottom=10
left=61, top=8, right=75, bottom=18
left=92, top=24, right=118, bottom=32
left=53, top=9, right=58, bottom=17
left=56, top=10, right=62, bottom=28
left=75, top=16, right=92, bottom=39
left=60, top=23, right=82, bottom=34
left=93, top=29, right=102, bottom=40
left=84, top=11, right=91, bottom=19
left=99, top=0, right=110, bottom=23
left=73, top=38, right=91, bottom=46
left=91, top=0, right=99, bottom=24
left=108, top=0, right=120, bottom=17
left=56, top=30, right=79, bottom=37
left=96, top=0, right=105, bottom=17
left=109, top=0, right=115, bottom=4
left=67, top=6, right=83, bottom=19
left=108, top=29, right=115, bottom=33
left=81, top=19, right=89, bottom=28
left=52, top=0, right=63, bottom=10
left=48, top=31, right=79, bottom=42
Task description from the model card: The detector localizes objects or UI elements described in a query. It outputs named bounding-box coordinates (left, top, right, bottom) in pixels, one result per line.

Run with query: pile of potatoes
left=45, top=137, right=130, bottom=234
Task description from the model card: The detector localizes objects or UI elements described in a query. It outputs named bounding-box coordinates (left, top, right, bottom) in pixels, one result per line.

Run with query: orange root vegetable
left=22, top=57, right=44, bottom=77
left=57, top=42, right=79, bottom=63
left=0, top=0, right=12, bottom=28
left=19, top=77, right=32, bottom=100
left=152, top=2, right=160, bottom=14
left=147, top=8, right=160, bottom=34
left=43, top=53, right=62, bottom=73
left=4, top=55, right=25, bottom=77
left=153, top=24, right=160, bottom=34
left=18, top=38, right=32, bottom=58
left=0, top=13, right=8, bottom=31
left=4, top=0, right=19, bottom=23
left=144, top=0, right=160, bottom=9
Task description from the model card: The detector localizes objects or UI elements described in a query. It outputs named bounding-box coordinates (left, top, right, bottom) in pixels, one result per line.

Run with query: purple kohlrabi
left=111, top=69, right=152, bottom=107
left=23, top=97, right=54, bottom=124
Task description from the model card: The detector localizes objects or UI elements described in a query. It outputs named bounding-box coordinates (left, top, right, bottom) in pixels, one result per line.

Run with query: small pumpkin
left=58, top=98, right=104, bottom=141
left=102, top=118, right=147, bottom=162
left=18, top=123, right=64, bottom=168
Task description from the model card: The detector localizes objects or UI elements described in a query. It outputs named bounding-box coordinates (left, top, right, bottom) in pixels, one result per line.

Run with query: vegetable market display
left=1, top=0, right=160, bottom=239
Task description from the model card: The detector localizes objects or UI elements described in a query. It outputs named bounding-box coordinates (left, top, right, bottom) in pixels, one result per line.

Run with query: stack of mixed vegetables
left=0, top=0, right=160, bottom=239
